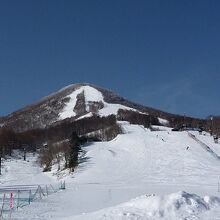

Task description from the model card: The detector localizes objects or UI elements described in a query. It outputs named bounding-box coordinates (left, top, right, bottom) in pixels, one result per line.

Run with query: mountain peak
left=0, top=83, right=150, bottom=131
left=58, top=84, right=138, bottom=121
left=0, top=83, right=203, bottom=132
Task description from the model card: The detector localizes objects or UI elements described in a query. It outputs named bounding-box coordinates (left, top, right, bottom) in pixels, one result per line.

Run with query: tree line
left=117, top=109, right=160, bottom=128
left=1, top=112, right=219, bottom=173
left=0, top=115, right=122, bottom=172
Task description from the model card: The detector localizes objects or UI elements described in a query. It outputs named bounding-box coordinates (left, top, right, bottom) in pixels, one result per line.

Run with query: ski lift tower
left=210, top=117, right=213, bottom=136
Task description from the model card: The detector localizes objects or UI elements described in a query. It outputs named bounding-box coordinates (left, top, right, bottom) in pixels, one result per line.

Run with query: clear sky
left=0, top=0, right=219, bottom=118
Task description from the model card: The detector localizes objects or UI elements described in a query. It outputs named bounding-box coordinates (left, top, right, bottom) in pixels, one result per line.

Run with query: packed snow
left=0, top=151, right=53, bottom=186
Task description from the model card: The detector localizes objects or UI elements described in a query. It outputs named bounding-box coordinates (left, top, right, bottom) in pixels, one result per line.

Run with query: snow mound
left=71, top=191, right=220, bottom=220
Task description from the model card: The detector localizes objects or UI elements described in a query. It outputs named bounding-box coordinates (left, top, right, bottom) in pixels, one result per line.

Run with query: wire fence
left=0, top=181, right=65, bottom=219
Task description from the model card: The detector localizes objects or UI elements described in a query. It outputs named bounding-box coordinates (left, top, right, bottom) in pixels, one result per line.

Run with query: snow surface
left=6, top=123, right=219, bottom=219
left=68, top=191, right=220, bottom=220
left=189, top=130, right=220, bottom=156
left=0, top=151, right=53, bottom=186
left=59, top=85, right=141, bottom=120
left=158, top=118, right=169, bottom=126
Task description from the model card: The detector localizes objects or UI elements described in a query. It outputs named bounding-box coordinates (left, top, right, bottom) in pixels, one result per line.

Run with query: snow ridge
left=66, top=191, right=220, bottom=220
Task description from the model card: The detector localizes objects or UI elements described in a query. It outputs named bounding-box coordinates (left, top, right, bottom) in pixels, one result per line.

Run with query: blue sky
left=0, top=0, right=219, bottom=118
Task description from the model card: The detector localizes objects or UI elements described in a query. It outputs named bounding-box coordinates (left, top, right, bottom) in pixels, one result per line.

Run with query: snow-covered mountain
left=0, top=84, right=220, bottom=219
left=0, top=83, right=178, bottom=132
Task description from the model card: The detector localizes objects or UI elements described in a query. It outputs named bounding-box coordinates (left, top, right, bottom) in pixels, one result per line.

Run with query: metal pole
left=0, top=155, right=1, bottom=176
left=0, top=193, right=5, bottom=218
left=211, top=117, right=213, bottom=136
left=23, top=146, right=26, bottom=161
left=0, top=147, right=3, bottom=176
left=39, top=186, right=42, bottom=200
left=184, top=114, right=186, bottom=129
left=46, top=185, right=48, bottom=196
left=29, top=190, right=31, bottom=204
left=17, top=190, right=20, bottom=210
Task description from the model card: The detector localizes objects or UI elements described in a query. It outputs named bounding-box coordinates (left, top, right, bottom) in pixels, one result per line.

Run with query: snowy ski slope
left=9, top=122, right=220, bottom=219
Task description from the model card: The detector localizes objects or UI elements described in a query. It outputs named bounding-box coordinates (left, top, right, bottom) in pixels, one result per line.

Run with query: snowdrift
left=70, top=191, right=220, bottom=220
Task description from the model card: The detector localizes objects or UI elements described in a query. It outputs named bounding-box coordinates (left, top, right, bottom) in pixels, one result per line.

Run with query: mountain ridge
left=0, top=83, right=205, bottom=132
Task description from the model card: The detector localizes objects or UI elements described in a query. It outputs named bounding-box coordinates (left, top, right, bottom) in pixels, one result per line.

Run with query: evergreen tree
left=68, top=132, right=82, bottom=171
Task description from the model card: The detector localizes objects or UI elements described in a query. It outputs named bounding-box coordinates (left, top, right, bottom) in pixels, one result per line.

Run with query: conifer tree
left=68, top=132, right=81, bottom=171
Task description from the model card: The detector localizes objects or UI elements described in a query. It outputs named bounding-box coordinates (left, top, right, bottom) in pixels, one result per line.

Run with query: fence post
left=0, top=193, right=5, bottom=218
left=17, top=190, right=20, bottom=210
left=9, top=205, right=12, bottom=220
left=39, top=186, right=42, bottom=200
left=60, top=181, right=65, bottom=190
left=46, top=185, right=48, bottom=196
left=63, top=181, right=66, bottom=190
left=40, top=186, right=45, bottom=197
left=29, top=190, right=32, bottom=204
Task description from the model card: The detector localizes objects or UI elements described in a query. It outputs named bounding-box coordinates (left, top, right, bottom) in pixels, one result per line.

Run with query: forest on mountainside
left=0, top=112, right=219, bottom=172
left=0, top=115, right=122, bottom=172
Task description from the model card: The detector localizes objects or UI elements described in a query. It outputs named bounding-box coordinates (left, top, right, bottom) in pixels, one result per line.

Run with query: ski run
left=0, top=122, right=220, bottom=219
